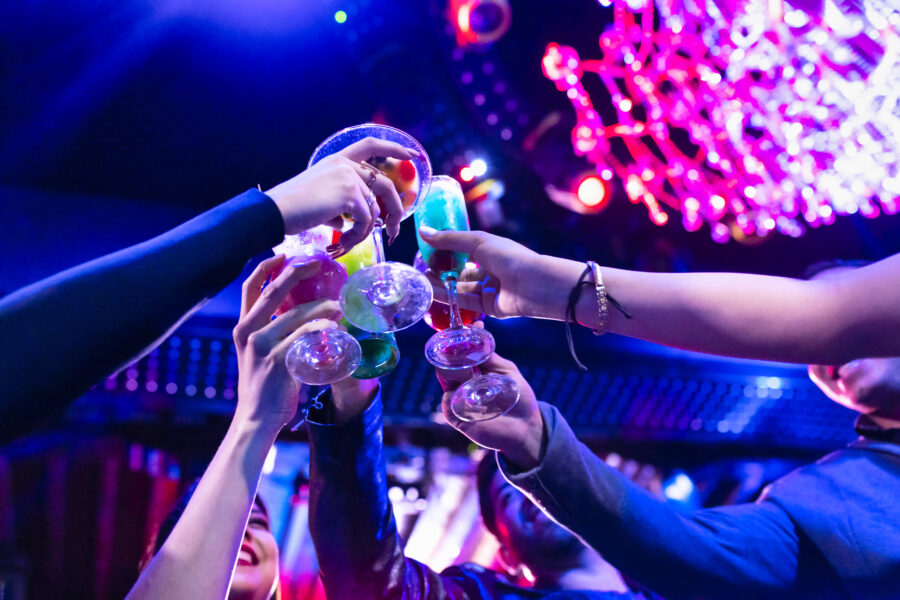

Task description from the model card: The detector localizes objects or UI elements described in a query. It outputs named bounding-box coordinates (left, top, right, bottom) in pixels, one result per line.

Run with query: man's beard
left=507, top=518, right=587, bottom=569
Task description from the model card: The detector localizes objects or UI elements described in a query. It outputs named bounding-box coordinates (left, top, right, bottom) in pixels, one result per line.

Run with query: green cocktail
left=336, top=235, right=401, bottom=378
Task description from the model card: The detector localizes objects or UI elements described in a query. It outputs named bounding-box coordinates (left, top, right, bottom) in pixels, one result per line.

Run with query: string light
left=542, top=0, right=900, bottom=241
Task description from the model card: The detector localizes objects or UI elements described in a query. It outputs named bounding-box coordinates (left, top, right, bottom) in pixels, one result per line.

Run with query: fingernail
left=388, top=233, right=397, bottom=246
left=419, top=226, right=438, bottom=236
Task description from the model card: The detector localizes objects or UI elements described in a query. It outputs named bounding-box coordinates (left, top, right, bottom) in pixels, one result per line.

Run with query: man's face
left=807, top=267, right=900, bottom=420
left=488, top=469, right=585, bottom=570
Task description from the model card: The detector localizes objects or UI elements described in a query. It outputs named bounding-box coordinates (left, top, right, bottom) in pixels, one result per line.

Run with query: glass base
left=340, top=262, right=433, bottom=333
left=424, top=326, right=495, bottom=369
left=450, top=374, right=520, bottom=422
left=353, top=334, right=401, bottom=379
left=285, top=329, right=362, bottom=385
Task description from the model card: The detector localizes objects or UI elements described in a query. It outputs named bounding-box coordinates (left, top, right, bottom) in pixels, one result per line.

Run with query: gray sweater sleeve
left=499, top=402, right=803, bottom=599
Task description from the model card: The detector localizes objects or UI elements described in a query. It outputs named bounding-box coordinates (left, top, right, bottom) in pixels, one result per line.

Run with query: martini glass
left=335, top=236, right=401, bottom=378
left=309, top=123, right=434, bottom=333
left=414, top=176, right=519, bottom=422
left=274, top=227, right=362, bottom=385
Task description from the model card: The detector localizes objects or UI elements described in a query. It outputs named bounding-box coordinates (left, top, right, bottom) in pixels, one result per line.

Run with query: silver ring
left=365, top=189, right=377, bottom=207
left=360, top=162, right=380, bottom=188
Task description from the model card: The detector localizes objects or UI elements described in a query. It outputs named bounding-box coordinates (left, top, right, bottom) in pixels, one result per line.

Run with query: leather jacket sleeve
left=306, top=390, right=475, bottom=600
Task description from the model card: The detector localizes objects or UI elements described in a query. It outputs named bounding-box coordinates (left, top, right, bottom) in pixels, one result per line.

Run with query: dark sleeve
left=306, top=389, right=473, bottom=600
left=0, top=189, right=283, bottom=443
left=500, top=403, right=803, bottom=600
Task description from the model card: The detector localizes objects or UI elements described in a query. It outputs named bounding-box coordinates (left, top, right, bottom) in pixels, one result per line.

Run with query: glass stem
left=372, top=220, right=386, bottom=265
left=444, top=275, right=465, bottom=330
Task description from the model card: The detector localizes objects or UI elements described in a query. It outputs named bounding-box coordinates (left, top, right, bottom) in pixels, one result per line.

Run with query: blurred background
left=2, top=0, right=899, bottom=598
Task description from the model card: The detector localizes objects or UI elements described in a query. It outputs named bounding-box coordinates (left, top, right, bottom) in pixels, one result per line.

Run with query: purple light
left=541, top=1, right=900, bottom=240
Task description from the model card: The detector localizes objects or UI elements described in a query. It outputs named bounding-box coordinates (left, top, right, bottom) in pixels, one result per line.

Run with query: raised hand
left=436, top=349, right=545, bottom=470
left=418, top=228, right=576, bottom=321
left=266, top=137, right=418, bottom=250
left=233, top=255, right=343, bottom=431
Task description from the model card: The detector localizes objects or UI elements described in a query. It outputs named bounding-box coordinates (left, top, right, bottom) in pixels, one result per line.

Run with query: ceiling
left=3, top=0, right=900, bottom=304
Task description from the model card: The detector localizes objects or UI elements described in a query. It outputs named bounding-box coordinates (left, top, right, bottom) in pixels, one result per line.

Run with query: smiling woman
left=141, top=484, right=281, bottom=600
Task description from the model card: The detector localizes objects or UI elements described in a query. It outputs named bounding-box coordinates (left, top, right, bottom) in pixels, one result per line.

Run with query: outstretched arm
left=438, top=354, right=825, bottom=599
left=0, top=189, right=282, bottom=443
left=0, top=137, right=418, bottom=444
left=419, top=228, right=900, bottom=365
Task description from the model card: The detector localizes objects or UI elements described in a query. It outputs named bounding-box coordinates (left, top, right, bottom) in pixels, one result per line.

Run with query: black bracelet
left=565, top=267, right=594, bottom=371
left=565, top=264, right=632, bottom=371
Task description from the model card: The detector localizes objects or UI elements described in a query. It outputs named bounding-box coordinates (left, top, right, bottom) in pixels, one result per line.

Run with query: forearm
left=307, top=393, right=463, bottom=600
left=0, top=190, right=283, bottom=443
left=534, top=253, right=900, bottom=365
left=127, top=419, right=278, bottom=600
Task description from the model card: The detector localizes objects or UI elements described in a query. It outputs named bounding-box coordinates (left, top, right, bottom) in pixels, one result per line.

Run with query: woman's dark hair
left=139, top=479, right=270, bottom=570
left=476, top=453, right=501, bottom=537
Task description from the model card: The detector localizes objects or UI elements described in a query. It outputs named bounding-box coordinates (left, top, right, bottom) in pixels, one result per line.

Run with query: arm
left=500, top=403, right=804, bottom=599
left=0, top=189, right=282, bottom=443
left=306, top=382, right=473, bottom=600
left=0, top=137, right=419, bottom=444
left=127, top=255, right=344, bottom=600
left=580, top=254, right=900, bottom=365
left=419, top=229, right=900, bottom=365
left=437, top=352, right=808, bottom=600
left=126, top=414, right=280, bottom=600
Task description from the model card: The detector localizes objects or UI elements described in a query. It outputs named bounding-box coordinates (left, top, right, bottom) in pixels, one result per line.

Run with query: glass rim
left=307, top=123, right=432, bottom=221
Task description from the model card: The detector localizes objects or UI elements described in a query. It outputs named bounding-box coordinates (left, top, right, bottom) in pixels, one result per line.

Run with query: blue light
left=663, top=472, right=695, bottom=502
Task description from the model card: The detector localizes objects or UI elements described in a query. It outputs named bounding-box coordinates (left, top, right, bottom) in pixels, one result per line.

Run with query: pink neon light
left=542, top=0, right=900, bottom=241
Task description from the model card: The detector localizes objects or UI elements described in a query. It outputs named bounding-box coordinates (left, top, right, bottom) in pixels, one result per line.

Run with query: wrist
left=500, top=411, right=545, bottom=471
left=228, top=415, right=283, bottom=444
left=331, top=379, right=379, bottom=424
left=530, top=256, right=586, bottom=321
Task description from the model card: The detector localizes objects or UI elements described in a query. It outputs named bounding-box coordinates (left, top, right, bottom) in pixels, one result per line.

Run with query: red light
left=577, top=176, right=608, bottom=208
left=460, top=166, right=475, bottom=182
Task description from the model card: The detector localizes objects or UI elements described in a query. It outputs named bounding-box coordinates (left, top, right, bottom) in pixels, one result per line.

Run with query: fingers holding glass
left=268, top=232, right=362, bottom=385
left=414, top=177, right=520, bottom=421
left=310, top=125, right=434, bottom=333
left=240, top=254, right=287, bottom=319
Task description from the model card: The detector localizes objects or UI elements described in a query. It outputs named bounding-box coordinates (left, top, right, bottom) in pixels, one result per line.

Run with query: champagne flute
left=274, top=228, right=362, bottom=385
left=414, top=176, right=519, bottom=421
left=308, top=123, right=434, bottom=333
left=413, top=251, right=483, bottom=331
